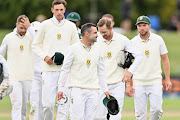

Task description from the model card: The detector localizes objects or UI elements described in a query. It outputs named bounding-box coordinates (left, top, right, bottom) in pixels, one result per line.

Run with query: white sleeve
left=0, top=55, right=8, bottom=79
left=0, top=36, right=8, bottom=57
left=32, top=24, right=46, bottom=60
left=124, top=38, right=143, bottom=74
left=97, top=53, right=108, bottom=92
left=58, top=46, right=74, bottom=92
left=27, top=26, right=36, bottom=39
left=159, top=37, right=168, bottom=55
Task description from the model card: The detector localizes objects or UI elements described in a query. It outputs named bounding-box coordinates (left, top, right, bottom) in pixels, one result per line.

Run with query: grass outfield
left=0, top=97, right=180, bottom=120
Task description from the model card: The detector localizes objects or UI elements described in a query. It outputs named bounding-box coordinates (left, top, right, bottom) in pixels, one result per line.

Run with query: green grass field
left=0, top=29, right=180, bottom=120
left=0, top=97, right=180, bottom=120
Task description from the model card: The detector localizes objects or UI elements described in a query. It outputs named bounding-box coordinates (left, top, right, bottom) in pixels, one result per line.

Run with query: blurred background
left=0, top=0, right=180, bottom=119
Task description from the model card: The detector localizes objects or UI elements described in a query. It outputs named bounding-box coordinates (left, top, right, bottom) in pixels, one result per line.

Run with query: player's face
left=51, top=4, right=66, bottom=21
left=16, top=23, right=27, bottom=36
left=137, top=23, right=151, bottom=36
left=89, top=27, right=98, bottom=43
left=98, top=25, right=112, bottom=39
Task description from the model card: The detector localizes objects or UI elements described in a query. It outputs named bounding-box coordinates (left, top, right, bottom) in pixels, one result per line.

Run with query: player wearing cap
left=66, top=12, right=82, bottom=39
left=126, top=15, right=172, bottom=120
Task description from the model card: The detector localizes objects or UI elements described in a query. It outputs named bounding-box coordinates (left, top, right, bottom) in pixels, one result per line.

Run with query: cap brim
left=135, top=21, right=150, bottom=25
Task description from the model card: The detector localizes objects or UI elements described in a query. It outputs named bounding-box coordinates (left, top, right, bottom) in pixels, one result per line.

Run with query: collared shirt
left=58, top=41, right=108, bottom=93
left=137, top=32, right=168, bottom=55
left=51, top=15, right=66, bottom=26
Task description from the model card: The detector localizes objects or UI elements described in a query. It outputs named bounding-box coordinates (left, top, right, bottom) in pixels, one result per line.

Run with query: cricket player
left=0, top=55, right=12, bottom=100
left=32, top=0, right=79, bottom=120
left=95, top=18, right=143, bottom=120
left=66, top=12, right=82, bottom=39
left=0, top=15, right=34, bottom=120
left=126, top=15, right=172, bottom=120
left=57, top=23, right=110, bottom=120
left=20, top=17, right=44, bottom=120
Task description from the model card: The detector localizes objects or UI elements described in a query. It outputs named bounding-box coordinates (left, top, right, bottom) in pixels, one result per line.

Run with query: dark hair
left=102, top=14, right=114, bottom=22
left=52, top=0, right=67, bottom=8
left=81, top=23, right=97, bottom=36
left=17, top=15, right=27, bottom=24
left=97, top=18, right=111, bottom=29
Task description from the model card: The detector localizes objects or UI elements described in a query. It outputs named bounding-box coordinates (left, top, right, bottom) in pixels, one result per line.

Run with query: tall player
left=32, top=0, right=79, bottom=120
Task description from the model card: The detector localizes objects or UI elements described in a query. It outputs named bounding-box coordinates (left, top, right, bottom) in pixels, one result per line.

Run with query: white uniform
left=0, top=29, right=34, bottom=120
left=131, top=32, right=168, bottom=120
left=95, top=31, right=142, bottom=120
left=28, top=21, right=44, bottom=120
left=0, top=55, right=8, bottom=80
left=32, top=15, right=79, bottom=120
left=58, top=42, right=108, bottom=120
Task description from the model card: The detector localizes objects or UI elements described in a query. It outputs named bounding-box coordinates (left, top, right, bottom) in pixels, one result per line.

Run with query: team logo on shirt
left=145, top=50, right=149, bottom=57
left=71, top=98, right=73, bottom=104
left=86, top=59, right=91, bottom=68
left=20, top=45, right=24, bottom=51
left=107, top=52, right=112, bottom=59
left=57, top=34, right=61, bottom=39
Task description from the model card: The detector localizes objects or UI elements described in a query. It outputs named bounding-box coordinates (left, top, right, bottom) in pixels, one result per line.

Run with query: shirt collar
left=138, top=32, right=152, bottom=42
left=102, top=31, right=116, bottom=42
left=80, top=41, right=94, bottom=51
left=51, top=15, right=66, bottom=26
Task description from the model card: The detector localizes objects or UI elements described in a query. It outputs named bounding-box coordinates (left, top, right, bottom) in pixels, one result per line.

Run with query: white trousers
left=42, top=72, right=68, bottom=120
left=94, top=82, right=125, bottom=120
left=9, top=80, right=32, bottom=120
left=29, top=72, right=43, bottom=120
left=69, top=88, right=98, bottom=120
left=134, top=85, right=163, bottom=120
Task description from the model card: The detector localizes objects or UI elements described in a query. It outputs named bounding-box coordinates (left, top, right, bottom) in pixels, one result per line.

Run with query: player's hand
left=165, top=78, right=172, bottom=91
left=21, top=17, right=31, bottom=29
left=125, top=85, right=133, bottom=97
left=57, top=91, right=63, bottom=101
left=44, top=56, right=53, bottom=65
left=122, top=71, right=132, bottom=83
left=104, top=91, right=111, bottom=99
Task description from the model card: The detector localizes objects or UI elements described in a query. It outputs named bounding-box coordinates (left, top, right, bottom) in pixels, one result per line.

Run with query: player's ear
left=51, top=7, right=54, bottom=14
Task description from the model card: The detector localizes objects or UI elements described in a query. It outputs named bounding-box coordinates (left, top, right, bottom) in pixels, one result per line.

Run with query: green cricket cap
left=51, top=52, right=64, bottom=65
left=66, top=12, right=81, bottom=22
left=136, top=15, right=150, bottom=25
left=103, top=95, right=119, bottom=115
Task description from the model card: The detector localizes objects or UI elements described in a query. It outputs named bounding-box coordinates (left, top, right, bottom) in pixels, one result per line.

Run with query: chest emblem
left=86, top=59, right=91, bottom=68
left=107, top=52, right=112, bottom=59
left=145, top=50, right=149, bottom=57
left=20, top=45, right=24, bottom=51
left=57, top=34, right=61, bottom=40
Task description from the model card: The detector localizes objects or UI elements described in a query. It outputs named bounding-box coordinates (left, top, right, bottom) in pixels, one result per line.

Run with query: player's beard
left=139, top=30, right=148, bottom=36
left=17, top=29, right=26, bottom=36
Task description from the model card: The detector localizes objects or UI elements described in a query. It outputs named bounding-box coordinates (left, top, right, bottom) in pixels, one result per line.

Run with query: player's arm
left=161, top=54, right=172, bottom=91
left=97, top=52, right=110, bottom=99
left=0, top=36, right=8, bottom=57
left=32, top=23, right=47, bottom=61
left=57, top=46, right=74, bottom=100
left=122, top=37, right=143, bottom=82
left=70, top=24, right=79, bottom=44
left=0, top=55, right=8, bottom=79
